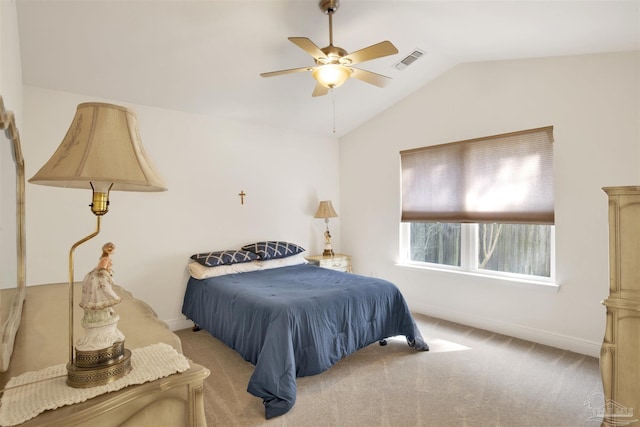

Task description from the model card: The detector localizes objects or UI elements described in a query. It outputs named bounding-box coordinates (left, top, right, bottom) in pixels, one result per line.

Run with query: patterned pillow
left=190, top=249, right=259, bottom=267
left=241, top=241, right=305, bottom=260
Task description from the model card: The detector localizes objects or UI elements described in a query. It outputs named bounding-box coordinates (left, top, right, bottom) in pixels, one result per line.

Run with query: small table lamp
left=29, top=102, right=166, bottom=388
left=314, top=200, right=338, bottom=256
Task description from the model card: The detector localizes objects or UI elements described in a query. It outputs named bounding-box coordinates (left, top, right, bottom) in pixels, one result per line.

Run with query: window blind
left=400, top=126, right=554, bottom=224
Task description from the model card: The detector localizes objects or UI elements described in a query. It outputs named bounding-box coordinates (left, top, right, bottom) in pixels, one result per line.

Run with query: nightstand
left=305, top=254, right=352, bottom=273
left=0, top=283, right=209, bottom=427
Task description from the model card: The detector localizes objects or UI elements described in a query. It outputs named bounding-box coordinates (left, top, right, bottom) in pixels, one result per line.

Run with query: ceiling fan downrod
left=320, top=0, right=339, bottom=47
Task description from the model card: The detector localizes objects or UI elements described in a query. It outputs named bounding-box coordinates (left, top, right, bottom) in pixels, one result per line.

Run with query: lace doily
left=0, top=342, right=190, bottom=426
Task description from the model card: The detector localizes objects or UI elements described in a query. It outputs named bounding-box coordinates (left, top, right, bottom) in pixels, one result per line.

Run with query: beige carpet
left=176, top=314, right=605, bottom=427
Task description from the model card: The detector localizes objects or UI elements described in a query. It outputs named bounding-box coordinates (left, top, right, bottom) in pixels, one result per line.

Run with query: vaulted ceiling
left=16, top=0, right=640, bottom=138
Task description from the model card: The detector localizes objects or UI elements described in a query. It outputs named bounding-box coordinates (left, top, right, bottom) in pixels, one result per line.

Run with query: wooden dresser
left=0, top=283, right=210, bottom=427
left=600, top=186, right=640, bottom=427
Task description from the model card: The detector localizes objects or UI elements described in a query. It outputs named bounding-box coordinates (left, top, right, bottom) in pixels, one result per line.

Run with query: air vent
left=393, top=49, right=425, bottom=70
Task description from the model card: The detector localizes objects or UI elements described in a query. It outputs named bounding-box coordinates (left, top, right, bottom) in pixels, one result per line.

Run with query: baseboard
left=165, top=317, right=194, bottom=332
left=410, top=302, right=602, bottom=358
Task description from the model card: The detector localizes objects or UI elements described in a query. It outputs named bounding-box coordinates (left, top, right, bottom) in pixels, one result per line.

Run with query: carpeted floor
left=176, top=313, right=605, bottom=427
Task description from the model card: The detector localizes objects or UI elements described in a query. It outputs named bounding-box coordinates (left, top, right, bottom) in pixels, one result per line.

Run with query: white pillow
left=187, top=260, right=261, bottom=280
left=252, top=252, right=308, bottom=270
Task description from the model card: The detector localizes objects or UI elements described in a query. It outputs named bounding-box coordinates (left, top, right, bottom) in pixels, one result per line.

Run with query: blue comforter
left=182, top=264, right=428, bottom=418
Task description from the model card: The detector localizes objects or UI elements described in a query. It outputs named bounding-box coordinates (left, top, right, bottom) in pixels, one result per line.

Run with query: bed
left=182, top=244, right=428, bottom=419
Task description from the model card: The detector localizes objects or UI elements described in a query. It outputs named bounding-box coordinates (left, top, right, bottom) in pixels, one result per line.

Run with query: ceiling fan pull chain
left=331, top=88, right=336, bottom=134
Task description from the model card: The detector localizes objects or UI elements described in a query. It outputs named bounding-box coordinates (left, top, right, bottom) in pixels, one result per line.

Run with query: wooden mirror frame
left=0, top=95, right=26, bottom=372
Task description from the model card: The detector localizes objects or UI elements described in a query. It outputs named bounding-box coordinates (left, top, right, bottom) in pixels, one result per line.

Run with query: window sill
left=395, top=262, right=560, bottom=293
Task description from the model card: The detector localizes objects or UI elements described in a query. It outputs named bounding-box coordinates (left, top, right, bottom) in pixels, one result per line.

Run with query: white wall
left=22, top=86, right=340, bottom=329
left=339, top=52, right=640, bottom=357
left=0, top=0, right=22, bottom=109
left=0, top=0, right=23, bottom=289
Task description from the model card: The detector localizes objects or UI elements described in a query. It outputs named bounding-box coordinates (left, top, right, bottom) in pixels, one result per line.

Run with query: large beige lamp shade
left=29, top=102, right=166, bottom=193
left=29, top=102, right=166, bottom=388
left=314, top=200, right=338, bottom=256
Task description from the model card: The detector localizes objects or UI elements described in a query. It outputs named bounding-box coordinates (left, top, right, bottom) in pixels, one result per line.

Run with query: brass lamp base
left=67, top=340, right=132, bottom=388
left=323, top=249, right=334, bottom=256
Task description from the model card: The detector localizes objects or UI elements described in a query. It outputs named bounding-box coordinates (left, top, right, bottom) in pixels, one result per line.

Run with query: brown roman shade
left=400, top=126, right=554, bottom=224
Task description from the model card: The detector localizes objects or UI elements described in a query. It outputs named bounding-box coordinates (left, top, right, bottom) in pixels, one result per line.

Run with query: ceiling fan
left=260, top=0, right=399, bottom=97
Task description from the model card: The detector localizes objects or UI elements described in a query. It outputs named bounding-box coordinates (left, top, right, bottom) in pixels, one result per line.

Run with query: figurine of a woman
left=80, top=242, right=121, bottom=311
left=76, top=242, right=125, bottom=351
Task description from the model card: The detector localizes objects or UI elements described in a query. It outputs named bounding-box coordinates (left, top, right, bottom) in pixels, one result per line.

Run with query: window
left=400, top=127, right=554, bottom=281
left=406, top=223, right=554, bottom=279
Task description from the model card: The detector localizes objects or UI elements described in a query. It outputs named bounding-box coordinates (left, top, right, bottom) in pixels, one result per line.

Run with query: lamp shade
left=312, top=64, right=352, bottom=89
left=29, top=102, right=166, bottom=192
left=314, top=200, right=338, bottom=219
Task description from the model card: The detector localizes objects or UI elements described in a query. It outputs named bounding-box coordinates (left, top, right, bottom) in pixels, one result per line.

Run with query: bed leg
left=379, top=339, right=387, bottom=346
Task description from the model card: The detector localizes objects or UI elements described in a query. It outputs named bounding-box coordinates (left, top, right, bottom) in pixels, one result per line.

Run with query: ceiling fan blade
left=312, top=83, right=329, bottom=97
left=288, top=37, right=328, bottom=61
left=350, top=68, right=392, bottom=88
left=260, top=66, right=313, bottom=78
left=342, top=41, right=399, bottom=65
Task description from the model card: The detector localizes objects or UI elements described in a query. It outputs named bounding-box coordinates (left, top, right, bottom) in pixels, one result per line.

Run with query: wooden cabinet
left=305, top=254, right=352, bottom=273
left=600, top=186, right=640, bottom=427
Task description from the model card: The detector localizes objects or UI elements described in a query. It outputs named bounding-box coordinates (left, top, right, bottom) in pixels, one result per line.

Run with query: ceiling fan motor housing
left=318, top=46, right=350, bottom=65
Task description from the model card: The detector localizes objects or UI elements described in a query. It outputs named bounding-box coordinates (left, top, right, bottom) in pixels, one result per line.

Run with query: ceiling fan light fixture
left=260, top=0, right=398, bottom=97
left=313, top=64, right=352, bottom=88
